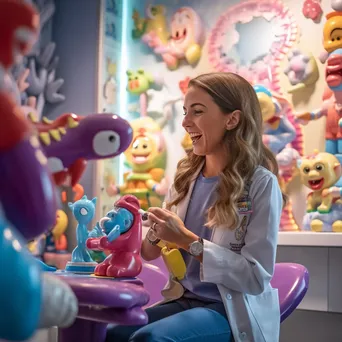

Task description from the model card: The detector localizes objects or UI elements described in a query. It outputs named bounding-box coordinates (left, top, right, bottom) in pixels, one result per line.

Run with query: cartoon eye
left=303, top=167, right=310, bottom=174
left=143, top=144, right=148, bottom=148
left=315, top=163, right=324, bottom=171
left=133, top=140, right=139, bottom=149
left=93, top=131, right=120, bottom=156
left=80, top=208, right=88, bottom=215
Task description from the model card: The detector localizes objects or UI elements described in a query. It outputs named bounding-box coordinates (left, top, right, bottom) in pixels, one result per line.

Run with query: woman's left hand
left=147, top=207, right=197, bottom=247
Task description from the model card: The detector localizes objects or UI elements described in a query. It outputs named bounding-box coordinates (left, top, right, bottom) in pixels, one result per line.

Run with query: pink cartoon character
left=86, top=195, right=142, bottom=278
left=145, top=7, right=205, bottom=70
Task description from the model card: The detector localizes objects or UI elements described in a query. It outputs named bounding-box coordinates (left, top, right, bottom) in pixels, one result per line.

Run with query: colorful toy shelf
left=278, top=231, right=342, bottom=247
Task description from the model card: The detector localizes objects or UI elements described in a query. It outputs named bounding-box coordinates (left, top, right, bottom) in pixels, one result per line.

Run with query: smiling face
left=170, top=8, right=196, bottom=52
left=131, top=136, right=154, bottom=164
left=299, top=152, right=341, bottom=191
left=323, top=13, right=342, bottom=53
left=182, top=86, right=229, bottom=156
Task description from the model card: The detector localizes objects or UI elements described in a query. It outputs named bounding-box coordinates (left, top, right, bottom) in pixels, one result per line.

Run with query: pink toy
left=302, top=0, right=323, bottom=22
left=86, top=195, right=143, bottom=278
left=208, top=0, right=298, bottom=93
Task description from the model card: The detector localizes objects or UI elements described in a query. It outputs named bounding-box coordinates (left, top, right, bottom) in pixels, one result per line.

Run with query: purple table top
left=56, top=273, right=150, bottom=325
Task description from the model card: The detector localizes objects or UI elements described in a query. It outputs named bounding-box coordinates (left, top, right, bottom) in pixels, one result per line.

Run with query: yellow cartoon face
left=181, top=132, right=192, bottom=152
left=299, top=152, right=341, bottom=191
left=52, top=210, right=68, bottom=237
left=323, top=12, right=342, bottom=53
left=131, top=136, right=155, bottom=164
left=256, top=92, right=276, bottom=122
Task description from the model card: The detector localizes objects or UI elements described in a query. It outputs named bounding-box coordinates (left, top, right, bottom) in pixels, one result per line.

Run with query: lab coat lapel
left=176, top=161, right=205, bottom=222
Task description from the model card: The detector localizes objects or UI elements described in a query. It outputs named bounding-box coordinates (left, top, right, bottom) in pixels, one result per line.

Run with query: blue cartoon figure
left=87, top=195, right=143, bottom=278
left=100, top=207, right=134, bottom=241
left=65, top=195, right=98, bottom=273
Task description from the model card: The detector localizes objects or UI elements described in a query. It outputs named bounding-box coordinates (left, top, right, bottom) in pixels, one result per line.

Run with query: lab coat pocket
left=245, top=288, right=280, bottom=342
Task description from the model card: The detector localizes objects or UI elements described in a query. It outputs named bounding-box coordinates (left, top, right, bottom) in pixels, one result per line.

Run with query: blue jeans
left=106, top=297, right=232, bottom=342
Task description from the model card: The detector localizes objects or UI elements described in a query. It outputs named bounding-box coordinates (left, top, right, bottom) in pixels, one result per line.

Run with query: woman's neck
left=203, top=151, right=228, bottom=177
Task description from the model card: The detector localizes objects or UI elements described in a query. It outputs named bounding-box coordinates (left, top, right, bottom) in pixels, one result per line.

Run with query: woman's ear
left=226, top=110, right=241, bottom=130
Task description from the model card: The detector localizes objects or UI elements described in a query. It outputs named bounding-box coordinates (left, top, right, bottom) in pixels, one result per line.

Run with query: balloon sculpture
left=0, top=1, right=78, bottom=340
left=133, top=6, right=205, bottom=70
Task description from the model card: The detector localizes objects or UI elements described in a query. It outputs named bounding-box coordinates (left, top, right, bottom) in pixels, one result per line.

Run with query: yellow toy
left=158, top=241, right=186, bottom=280
left=299, top=151, right=341, bottom=213
left=132, top=4, right=169, bottom=44
left=106, top=117, right=167, bottom=210
left=323, top=12, right=342, bottom=53
left=45, top=210, right=69, bottom=253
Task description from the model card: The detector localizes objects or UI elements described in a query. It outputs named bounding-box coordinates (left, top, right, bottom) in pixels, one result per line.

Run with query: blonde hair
left=167, top=72, right=286, bottom=229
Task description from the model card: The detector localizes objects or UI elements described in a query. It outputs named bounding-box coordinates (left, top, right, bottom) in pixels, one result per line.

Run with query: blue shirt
left=180, top=172, right=222, bottom=302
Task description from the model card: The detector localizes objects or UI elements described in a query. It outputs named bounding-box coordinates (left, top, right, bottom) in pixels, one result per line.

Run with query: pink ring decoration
left=208, top=0, right=298, bottom=93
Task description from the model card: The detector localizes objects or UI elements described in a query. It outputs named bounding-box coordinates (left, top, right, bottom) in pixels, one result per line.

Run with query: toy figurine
left=299, top=151, right=341, bottom=213
left=0, top=2, right=78, bottom=339
left=299, top=151, right=342, bottom=232
left=106, top=116, right=168, bottom=209
left=87, top=195, right=142, bottom=278
left=140, top=7, right=205, bottom=70
left=27, top=111, right=133, bottom=187
left=254, top=85, right=304, bottom=231
left=65, top=195, right=98, bottom=273
left=126, top=68, right=163, bottom=117
left=45, top=209, right=68, bottom=253
left=132, top=5, right=169, bottom=43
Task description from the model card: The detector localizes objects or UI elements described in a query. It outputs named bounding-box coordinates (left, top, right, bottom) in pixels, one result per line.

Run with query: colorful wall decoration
left=96, top=0, right=342, bottom=235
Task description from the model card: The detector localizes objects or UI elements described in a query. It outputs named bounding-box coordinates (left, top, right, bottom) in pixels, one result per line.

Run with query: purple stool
left=141, top=260, right=309, bottom=323
left=270, top=262, right=309, bottom=322
left=56, top=274, right=150, bottom=342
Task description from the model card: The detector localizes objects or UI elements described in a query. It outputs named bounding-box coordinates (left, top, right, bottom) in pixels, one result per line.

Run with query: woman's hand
left=147, top=207, right=198, bottom=249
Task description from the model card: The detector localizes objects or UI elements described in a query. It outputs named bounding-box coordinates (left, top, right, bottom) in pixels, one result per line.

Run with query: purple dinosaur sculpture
left=28, top=112, right=133, bottom=186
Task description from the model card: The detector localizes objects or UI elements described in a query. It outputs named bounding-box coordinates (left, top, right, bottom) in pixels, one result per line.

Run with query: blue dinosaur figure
left=100, top=207, right=134, bottom=242
left=68, top=195, right=97, bottom=263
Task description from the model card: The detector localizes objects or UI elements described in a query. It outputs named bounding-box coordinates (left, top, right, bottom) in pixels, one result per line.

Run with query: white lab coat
left=149, top=163, right=282, bottom=342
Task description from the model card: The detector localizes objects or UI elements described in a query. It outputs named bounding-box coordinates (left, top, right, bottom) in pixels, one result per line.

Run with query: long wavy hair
left=167, top=72, right=286, bottom=229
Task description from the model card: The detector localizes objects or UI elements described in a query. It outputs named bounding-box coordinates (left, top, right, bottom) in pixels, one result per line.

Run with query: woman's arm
left=199, top=174, right=282, bottom=295
left=141, top=237, right=161, bottom=261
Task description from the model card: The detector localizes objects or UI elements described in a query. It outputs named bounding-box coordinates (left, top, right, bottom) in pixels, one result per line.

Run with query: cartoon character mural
left=106, top=116, right=168, bottom=210
left=133, top=6, right=205, bottom=70
left=284, top=49, right=319, bottom=93
left=299, top=151, right=342, bottom=232
left=127, top=68, right=163, bottom=117
left=254, top=85, right=304, bottom=231
left=86, top=195, right=142, bottom=278
left=132, top=4, right=169, bottom=44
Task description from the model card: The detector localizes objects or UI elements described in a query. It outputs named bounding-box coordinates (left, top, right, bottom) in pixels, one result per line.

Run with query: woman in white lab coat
left=106, top=72, right=284, bottom=342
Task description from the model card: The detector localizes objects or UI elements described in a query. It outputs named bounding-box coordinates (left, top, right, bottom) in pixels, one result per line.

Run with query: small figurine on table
left=87, top=195, right=142, bottom=278
left=65, top=195, right=98, bottom=273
